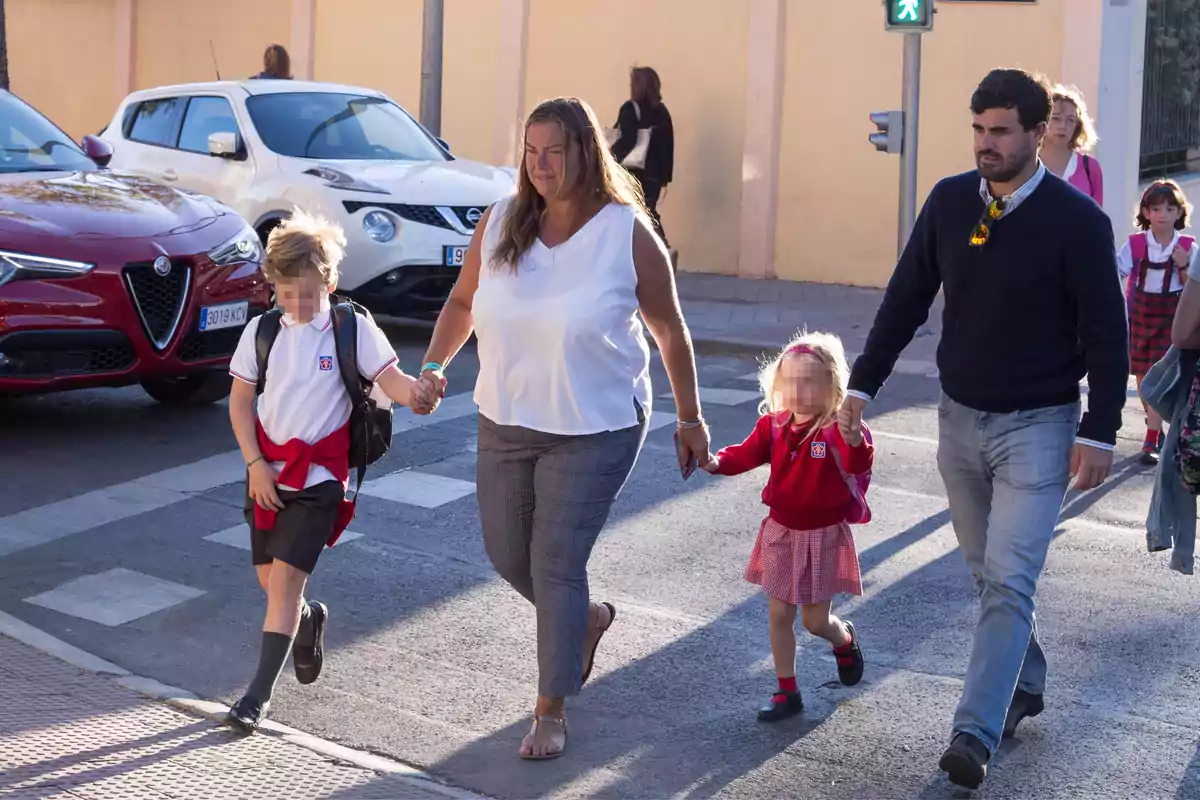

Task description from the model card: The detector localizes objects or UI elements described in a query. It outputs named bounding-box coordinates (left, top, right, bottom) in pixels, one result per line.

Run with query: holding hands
left=411, top=367, right=447, bottom=415
left=837, top=395, right=867, bottom=447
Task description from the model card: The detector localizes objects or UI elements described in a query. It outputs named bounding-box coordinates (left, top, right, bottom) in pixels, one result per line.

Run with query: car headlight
left=304, top=166, right=388, bottom=195
left=209, top=227, right=264, bottom=266
left=0, top=250, right=94, bottom=287
left=363, top=211, right=397, bottom=243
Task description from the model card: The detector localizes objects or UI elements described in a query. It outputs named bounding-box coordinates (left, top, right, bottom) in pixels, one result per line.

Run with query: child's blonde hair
left=263, top=209, right=347, bottom=285
left=758, top=330, right=850, bottom=433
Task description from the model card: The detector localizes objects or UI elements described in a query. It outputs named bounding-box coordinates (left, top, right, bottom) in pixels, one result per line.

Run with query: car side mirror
left=436, top=137, right=450, bottom=153
left=208, top=131, right=243, bottom=160
left=80, top=134, right=113, bottom=167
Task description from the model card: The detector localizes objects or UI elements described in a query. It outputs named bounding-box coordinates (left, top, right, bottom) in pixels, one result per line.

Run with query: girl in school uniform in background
left=703, top=332, right=871, bottom=721
left=1120, top=179, right=1198, bottom=465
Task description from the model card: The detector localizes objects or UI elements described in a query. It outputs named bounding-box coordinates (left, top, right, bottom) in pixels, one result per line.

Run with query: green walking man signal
left=885, top=0, right=934, bottom=31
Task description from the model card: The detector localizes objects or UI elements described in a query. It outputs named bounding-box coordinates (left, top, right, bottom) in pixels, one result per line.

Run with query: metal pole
left=419, top=0, right=444, bottom=136
left=898, top=32, right=922, bottom=257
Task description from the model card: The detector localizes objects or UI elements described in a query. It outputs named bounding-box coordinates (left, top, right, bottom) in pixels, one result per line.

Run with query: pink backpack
left=770, top=412, right=873, bottom=525
left=1127, top=232, right=1194, bottom=298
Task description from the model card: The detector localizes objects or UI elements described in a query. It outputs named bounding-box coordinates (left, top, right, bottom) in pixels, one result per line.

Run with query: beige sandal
left=518, top=715, right=567, bottom=760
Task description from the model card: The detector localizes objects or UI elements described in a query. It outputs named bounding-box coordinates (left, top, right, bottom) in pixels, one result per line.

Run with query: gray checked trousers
left=476, top=409, right=647, bottom=698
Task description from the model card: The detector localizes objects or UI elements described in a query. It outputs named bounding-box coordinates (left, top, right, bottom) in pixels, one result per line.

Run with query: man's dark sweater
left=848, top=169, right=1129, bottom=445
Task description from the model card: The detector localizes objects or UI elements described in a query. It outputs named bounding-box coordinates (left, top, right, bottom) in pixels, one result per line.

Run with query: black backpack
left=255, top=297, right=393, bottom=499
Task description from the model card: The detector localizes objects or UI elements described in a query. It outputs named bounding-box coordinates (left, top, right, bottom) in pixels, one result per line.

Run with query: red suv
left=0, top=91, right=270, bottom=405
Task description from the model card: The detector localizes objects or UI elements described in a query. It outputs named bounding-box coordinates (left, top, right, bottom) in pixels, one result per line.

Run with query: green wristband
left=421, top=362, right=443, bottom=374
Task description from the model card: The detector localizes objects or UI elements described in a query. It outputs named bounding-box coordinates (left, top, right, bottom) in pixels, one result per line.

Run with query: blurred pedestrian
left=610, top=66, right=676, bottom=268
left=252, top=44, right=292, bottom=80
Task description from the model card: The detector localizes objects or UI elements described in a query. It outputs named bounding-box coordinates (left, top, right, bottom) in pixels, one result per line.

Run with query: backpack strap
left=1181, top=235, right=1196, bottom=253
left=254, top=309, right=284, bottom=396
left=1130, top=232, right=1148, bottom=264
left=329, top=300, right=372, bottom=499
left=1082, top=154, right=1092, bottom=186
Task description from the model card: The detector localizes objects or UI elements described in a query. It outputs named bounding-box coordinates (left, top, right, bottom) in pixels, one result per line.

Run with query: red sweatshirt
left=254, top=418, right=355, bottom=546
left=714, top=414, right=874, bottom=530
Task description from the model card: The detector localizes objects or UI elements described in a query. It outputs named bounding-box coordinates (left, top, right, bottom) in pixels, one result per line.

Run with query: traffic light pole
left=419, top=0, right=444, bottom=136
left=898, top=32, right=921, bottom=257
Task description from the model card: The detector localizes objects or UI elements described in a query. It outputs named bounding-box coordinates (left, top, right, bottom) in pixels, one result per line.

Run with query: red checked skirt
left=1129, top=286, right=1181, bottom=376
left=744, top=517, right=863, bottom=606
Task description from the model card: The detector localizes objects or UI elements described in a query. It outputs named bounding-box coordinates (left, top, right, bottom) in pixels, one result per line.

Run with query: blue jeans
left=936, top=393, right=1078, bottom=752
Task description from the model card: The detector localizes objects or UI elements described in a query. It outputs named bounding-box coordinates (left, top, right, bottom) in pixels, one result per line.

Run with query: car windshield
left=0, top=92, right=96, bottom=174
left=245, top=92, right=447, bottom=161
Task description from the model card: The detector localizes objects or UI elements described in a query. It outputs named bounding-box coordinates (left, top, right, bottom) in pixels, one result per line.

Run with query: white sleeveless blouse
left=471, top=196, right=652, bottom=435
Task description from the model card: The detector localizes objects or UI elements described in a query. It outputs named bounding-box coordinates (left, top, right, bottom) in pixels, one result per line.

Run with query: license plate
left=198, top=301, right=249, bottom=332
left=443, top=245, right=468, bottom=267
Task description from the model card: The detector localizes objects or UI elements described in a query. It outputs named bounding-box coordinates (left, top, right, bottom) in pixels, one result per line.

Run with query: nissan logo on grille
left=153, top=256, right=172, bottom=277
left=465, top=207, right=483, bottom=225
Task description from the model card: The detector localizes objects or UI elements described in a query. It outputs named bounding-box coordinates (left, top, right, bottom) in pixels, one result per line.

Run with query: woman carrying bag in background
left=609, top=66, right=676, bottom=270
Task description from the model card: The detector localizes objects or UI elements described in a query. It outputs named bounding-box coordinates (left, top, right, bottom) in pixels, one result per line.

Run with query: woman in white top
left=415, top=97, right=711, bottom=760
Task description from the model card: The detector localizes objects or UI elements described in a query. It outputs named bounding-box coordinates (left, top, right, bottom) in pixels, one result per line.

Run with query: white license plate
left=198, top=301, right=249, bottom=332
left=443, top=245, right=468, bottom=267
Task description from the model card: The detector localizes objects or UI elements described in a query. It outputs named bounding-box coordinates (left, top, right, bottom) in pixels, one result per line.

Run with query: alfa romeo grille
left=123, top=261, right=191, bottom=351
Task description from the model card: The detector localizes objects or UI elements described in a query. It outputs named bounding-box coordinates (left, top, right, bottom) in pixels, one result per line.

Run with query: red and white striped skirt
left=744, top=517, right=863, bottom=606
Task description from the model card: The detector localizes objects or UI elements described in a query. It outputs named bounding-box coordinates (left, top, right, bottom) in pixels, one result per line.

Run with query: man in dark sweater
left=840, top=69, right=1128, bottom=789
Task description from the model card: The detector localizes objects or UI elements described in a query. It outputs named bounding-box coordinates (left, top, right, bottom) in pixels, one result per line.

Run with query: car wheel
left=141, top=373, right=232, bottom=406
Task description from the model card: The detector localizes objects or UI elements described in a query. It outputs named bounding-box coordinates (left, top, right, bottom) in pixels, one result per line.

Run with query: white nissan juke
left=100, top=80, right=515, bottom=320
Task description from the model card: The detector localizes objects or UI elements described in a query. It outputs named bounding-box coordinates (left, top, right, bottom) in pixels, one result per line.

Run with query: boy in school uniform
left=224, top=210, right=431, bottom=733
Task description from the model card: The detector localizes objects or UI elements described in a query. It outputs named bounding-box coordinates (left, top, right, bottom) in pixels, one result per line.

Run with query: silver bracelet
left=676, top=417, right=706, bottom=429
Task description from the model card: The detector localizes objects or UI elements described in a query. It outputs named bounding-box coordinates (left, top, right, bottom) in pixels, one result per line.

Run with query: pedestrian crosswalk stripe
left=23, top=568, right=205, bottom=627
left=361, top=471, right=477, bottom=509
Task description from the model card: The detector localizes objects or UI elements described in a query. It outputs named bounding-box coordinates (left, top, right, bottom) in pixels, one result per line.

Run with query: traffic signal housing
left=869, top=111, right=904, bottom=154
left=884, top=0, right=934, bottom=32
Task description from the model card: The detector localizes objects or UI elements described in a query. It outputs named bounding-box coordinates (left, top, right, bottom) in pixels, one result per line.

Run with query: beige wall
left=134, top=0, right=291, bottom=90
left=314, top=0, right=421, bottom=111
left=442, top=0, right=501, bottom=164
left=775, top=0, right=1067, bottom=286
left=524, top=0, right=750, bottom=274
left=8, top=0, right=116, bottom=139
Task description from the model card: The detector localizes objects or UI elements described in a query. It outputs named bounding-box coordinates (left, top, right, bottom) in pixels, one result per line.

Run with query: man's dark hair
left=970, top=69, right=1053, bottom=131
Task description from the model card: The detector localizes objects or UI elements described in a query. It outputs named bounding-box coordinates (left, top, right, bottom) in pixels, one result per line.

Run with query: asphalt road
left=1, top=324, right=1198, bottom=800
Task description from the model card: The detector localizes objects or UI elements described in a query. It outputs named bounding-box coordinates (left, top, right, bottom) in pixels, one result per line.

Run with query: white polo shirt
left=229, top=304, right=398, bottom=490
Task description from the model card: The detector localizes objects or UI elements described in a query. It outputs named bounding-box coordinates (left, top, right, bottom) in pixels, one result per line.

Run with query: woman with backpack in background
left=610, top=66, right=676, bottom=268
left=1039, top=85, right=1103, bottom=205
left=1121, top=180, right=1197, bottom=464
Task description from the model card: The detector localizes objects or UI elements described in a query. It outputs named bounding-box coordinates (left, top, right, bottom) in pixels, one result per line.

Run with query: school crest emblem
left=319, top=355, right=334, bottom=371
left=811, top=441, right=826, bottom=459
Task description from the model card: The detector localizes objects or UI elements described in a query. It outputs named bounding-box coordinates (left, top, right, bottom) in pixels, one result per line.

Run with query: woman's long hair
left=493, top=97, right=648, bottom=271
left=631, top=67, right=663, bottom=108
left=1051, top=84, right=1098, bottom=153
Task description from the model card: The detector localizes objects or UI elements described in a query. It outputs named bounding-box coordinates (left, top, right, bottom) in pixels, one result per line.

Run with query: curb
left=0, top=610, right=480, bottom=800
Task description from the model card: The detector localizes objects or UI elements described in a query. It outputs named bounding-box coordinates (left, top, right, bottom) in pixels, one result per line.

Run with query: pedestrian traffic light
left=869, top=111, right=904, bottom=154
left=884, top=0, right=934, bottom=32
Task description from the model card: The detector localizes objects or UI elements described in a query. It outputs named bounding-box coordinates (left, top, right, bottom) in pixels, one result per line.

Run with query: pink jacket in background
left=1065, top=151, right=1104, bottom=206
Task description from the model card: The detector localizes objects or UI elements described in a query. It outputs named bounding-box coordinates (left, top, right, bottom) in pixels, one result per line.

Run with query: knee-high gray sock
left=246, top=632, right=293, bottom=704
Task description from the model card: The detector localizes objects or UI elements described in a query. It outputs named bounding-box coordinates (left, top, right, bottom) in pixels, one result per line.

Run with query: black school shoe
left=226, top=695, right=269, bottom=735
left=834, top=621, right=864, bottom=686
left=757, top=690, right=804, bottom=722
left=293, top=601, right=328, bottom=685
left=939, top=732, right=990, bottom=789
left=1003, top=689, right=1045, bottom=738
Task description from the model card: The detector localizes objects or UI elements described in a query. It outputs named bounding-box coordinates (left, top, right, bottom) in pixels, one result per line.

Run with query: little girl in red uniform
left=704, top=332, right=872, bottom=721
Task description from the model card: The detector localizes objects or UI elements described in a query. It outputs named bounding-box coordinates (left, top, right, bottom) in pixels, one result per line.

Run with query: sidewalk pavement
left=676, top=273, right=942, bottom=375
left=0, top=631, right=480, bottom=800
